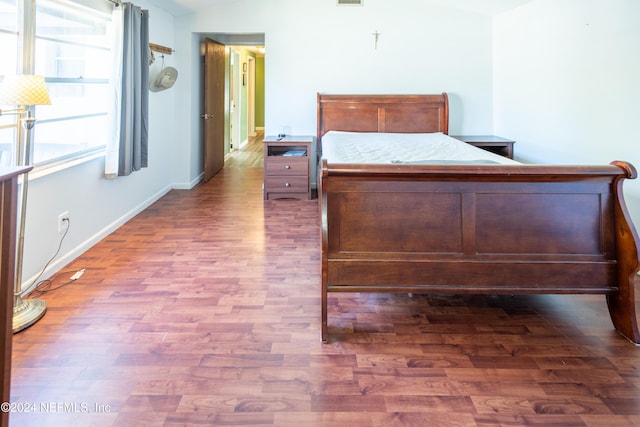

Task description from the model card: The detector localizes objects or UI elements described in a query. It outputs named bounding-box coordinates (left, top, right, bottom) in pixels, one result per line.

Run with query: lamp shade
left=0, top=74, right=51, bottom=106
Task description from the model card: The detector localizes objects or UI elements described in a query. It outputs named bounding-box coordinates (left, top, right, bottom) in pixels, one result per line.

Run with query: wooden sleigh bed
left=317, top=93, right=640, bottom=344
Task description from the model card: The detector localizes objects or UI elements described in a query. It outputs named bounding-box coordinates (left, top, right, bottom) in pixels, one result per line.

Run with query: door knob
left=201, top=114, right=213, bottom=119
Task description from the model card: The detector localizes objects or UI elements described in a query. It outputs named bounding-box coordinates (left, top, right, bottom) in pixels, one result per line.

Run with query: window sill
left=29, top=148, right=105, bottom=180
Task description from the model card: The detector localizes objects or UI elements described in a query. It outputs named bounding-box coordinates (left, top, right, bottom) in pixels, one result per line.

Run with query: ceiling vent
left=337, top=0, right=363, bottom=5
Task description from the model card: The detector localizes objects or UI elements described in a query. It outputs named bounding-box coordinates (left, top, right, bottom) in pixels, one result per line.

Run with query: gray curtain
left=118, top=3, right=149, bottom=176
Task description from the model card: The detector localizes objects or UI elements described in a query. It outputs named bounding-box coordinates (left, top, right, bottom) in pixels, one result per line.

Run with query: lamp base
left=13, top=298, right=46, bottom=333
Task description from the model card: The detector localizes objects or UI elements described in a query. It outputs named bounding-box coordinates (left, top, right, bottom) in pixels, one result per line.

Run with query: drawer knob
left=284, top=182, right=290, bottom=187
left=284, top=165, right=291, bottom=169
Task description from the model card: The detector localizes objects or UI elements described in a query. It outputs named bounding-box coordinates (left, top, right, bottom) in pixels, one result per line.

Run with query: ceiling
left=148, top=0, right=534, bottom=17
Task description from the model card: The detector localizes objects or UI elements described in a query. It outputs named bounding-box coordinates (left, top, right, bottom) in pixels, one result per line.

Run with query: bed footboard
left=320, top=160, right=640, bottom=344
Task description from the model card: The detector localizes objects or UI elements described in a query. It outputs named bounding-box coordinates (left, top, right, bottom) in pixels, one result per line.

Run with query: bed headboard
left=316, top=93, right=449, bottom=142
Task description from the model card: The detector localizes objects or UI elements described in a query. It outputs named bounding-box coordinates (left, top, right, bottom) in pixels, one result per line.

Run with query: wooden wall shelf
left=149, top=43, right=173, bottom=55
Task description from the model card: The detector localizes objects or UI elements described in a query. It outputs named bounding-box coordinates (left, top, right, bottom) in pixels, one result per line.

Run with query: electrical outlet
left=57, top=211, right=69, bottom=233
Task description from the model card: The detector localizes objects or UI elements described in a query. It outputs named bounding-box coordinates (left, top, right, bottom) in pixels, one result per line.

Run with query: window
left=0, top=0, right=19, bottom=166
left=0, top=0, right=114, bottom=168
left=34, top=0, right=113, bottom=165
left=0, top=1, right=18, bottom=76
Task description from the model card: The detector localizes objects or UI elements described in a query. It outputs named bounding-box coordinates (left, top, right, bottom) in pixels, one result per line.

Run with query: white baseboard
left=20, top=184, right=173, bottom=296
left=172, top=172, right=204, bottom=190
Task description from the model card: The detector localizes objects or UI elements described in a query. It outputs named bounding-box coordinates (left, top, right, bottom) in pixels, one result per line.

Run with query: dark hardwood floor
left=8, top=132, right=640, bottom=426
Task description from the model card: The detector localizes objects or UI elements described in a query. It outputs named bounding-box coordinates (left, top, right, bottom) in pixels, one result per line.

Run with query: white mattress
left=321, top=131, right=519, bottom=165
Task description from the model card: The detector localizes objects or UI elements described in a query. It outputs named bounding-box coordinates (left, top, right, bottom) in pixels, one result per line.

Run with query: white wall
left=493, top=0, right=640, bottom=231
left=174, top=0, right=498, bottom=185
left=20, top=1, right=179, bottom=292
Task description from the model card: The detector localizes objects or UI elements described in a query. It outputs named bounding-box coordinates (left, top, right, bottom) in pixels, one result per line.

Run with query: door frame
left=247, top=56, right=256, bottom=137
left=229, top=49, right=242, bottom=154
left=199, top=33, right=265, bottom=179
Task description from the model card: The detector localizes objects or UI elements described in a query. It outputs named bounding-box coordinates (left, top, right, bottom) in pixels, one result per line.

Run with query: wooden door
left=203, top=38, right=225, bottom=181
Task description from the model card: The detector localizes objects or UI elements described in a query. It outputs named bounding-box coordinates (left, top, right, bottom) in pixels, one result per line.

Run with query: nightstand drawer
left=264, top=176, right=308, bottom=192
left=265, top=157, right=309, bottom=176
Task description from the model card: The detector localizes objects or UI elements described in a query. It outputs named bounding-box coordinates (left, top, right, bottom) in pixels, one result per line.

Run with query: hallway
left=225, top=130, right=265, bottom=169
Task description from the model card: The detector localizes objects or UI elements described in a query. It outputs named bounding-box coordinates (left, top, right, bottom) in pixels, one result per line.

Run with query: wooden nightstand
left=451, top=135, right=515, bottom=159
left=263, top=135, right=314, bottom=200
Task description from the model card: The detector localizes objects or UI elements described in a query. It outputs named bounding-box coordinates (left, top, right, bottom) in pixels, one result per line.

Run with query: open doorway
left=200, top=33, right=265, bottom=170
left=226, top=45, right=264, bottom=158
left=225, top=47, right=264, bottom=168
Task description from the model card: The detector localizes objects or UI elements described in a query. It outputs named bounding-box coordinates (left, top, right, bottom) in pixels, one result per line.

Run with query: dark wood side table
left=451, top=135, right=515, bottom=159
left=263, top=135, right=314, bottom=200
left=1, top=166, right=32, bottom=427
